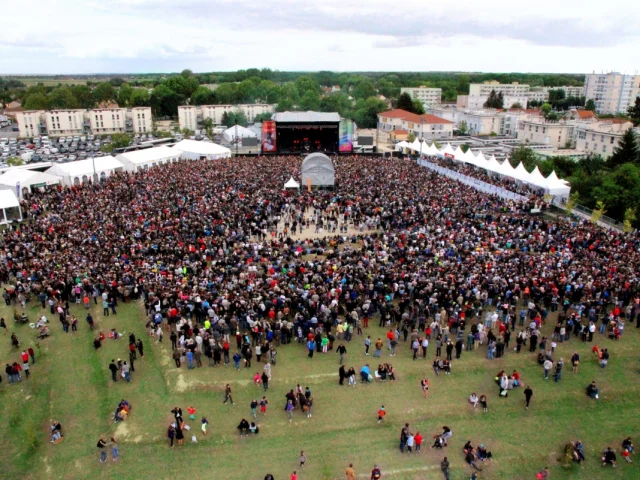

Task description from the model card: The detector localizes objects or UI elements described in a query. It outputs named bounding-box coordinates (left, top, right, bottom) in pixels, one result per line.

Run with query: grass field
left=1, top=296, right=640, bottom=480
left=18, top=78, right=88, bottom=87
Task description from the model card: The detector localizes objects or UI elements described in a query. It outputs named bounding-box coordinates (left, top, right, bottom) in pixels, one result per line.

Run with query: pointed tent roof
left=395, top=141, right=410, bottom=151
left=513, top=162, right=532, bottom=182
left=497, top=158, right=517, bottom=177
left=463, top=149, right=477, bottom=164
left=453, top=145, right=465, bottom=161
left=441, top=143, right=456, bottom=156
left=528, top=166, right=548, bottom=188
left=408, top=139, right=422, bottom=152
left=484, top=156, right=502, bottom=173
left=284, top=177, right=300, bottom=189
left=474, top=151, right=488, bottom=166
left=425, top=143, right=439, bottom=155
left=545, top=174, right=572, bottom=196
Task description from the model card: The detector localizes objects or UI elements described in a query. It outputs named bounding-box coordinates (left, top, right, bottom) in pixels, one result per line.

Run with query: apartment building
left=400, top=87, right=442, bottom=107
left=457, top=94, right=528, bottom=110
left=517, top=117, right=575, bottom=148
left=527, top=86, right=586, bottom=103
left=584, top=72, right=640, bottom=114
left=469, top=81, right=530, bottom=97
left=90, top=108, right=127, bottom=134
left=130, top=107, right=153, bottom=133
left=15, top=107, right=153, bottom=137
left=15, top=110, right=46, bottom=138
left=377, top=109, right=454, bottom=140
left=575, top=120, right=634, bottom=158
left=178, top=104, right=275, bottom=130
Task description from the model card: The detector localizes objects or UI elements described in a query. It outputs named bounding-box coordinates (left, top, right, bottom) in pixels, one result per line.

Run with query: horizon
left=1, top=0, right=638, bottom=75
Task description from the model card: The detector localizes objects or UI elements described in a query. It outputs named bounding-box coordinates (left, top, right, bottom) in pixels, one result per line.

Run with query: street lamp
left=91, top=149, right=98, bottom=183
left=418, top=137, right=424, bottom=163
left=234, top=121, right=238, bottom=157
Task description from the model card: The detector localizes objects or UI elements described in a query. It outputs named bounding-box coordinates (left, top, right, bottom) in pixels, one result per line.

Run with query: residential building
left=377, top=109, right=454, bottom=140
left=575, top=120, right=634, bottom=158
left=517, top=117, right=576, bottom=148
left=15, top=110, right=46, bottom=138
left=89, top=108, right=127, bottom=134
left=457, top=93, right=528, bottom=110
left=469, top=81, right=530, bottom=98
left=130, top=107, right=153, bottom=133
left=584, top=72, right=640, bottom=114
left=400, top=87, right=442, bottom=107
left=177, top=104, right=276, bottom=130
left=45, top=109, right=86, bottom=136
left=15, top=107, right=153, bottom=137
left=527, top=86, right=586, bottom=103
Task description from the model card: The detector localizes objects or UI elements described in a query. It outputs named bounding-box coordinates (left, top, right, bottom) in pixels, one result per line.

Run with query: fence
left=417, top=159, right=529, bottom=202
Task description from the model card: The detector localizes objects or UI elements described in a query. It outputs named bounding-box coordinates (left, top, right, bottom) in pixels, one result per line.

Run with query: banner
left=338, top=121, right=353, bottom=153
left=262, top=121, right=277, bottom=153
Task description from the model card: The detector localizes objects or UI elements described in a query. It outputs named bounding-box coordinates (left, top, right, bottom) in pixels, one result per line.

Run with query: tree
left=202, top=118, right=214, bottom=139
left=397, top=92, right=415, bottom=112
left=118, top=83, right=134, bottom=107
left=352, top=79, right=377, bottom=100
left=150, top=85, right=185, bottom=117
left=461, top=143, right=470, bottom=153
left=353, top=97, right=387, bottom=128
left=591, top=200, right=607, bottom=224
left=181, top=69, right=194, bottom=78
left=182, top=128, right=194, bottom=137
left=109, top=77, right=125, bottom=87
left=48, top=86, right=78, bottom=109
left=318, top=92, right=351, bottom=117
left=509, top=146, right=540, bottom=170
left=163, top=76, right=199, bottom=99
left=92, top=82, right=117, bottom=104
left=276, top=98, right=294, bottom=112
left=412, top=99, right=425, bottom=115
left=298, top=90, right=320, bottom=111
left=608, top=129, right=640, bottom=168
left=254, top=112, right=273, bottom=123
left=546, top=111, right=559, bottom=121
left=458, top=121, right=468, bottom=135
left=220, top=110, right=248, bottom=127
left=628, top=97, right=640, bottom=126
left=130, top=88, right=150, bottom=107
left=407, top=132, right=416, bottom=143
left=190, top=86, right=216, bottom=106
left=585, top=99, right=596, bottom=112
left=540, top=103, right=552, bottom=118
left=72, top=85, right=95, bottom=109
left=623, top=208, right=637, bottom=232
left=565, top=192, right=580, bottom=216
left=593, top=163, right=640, bottom=221
left=23, top=93, right=49, bottom=110
left=510, top=102, right=523, bottom=109
left=294, top=76, right=320, bottom=97
left=111, top=133, right=132, bottom=149
left=483, top=89, right=503, bottom=109
left=7, top=156, right=23, bottom=166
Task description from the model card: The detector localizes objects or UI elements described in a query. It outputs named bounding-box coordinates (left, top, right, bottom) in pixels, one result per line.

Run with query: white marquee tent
left=395, top=141, right=410, bottom=151
left=0, top=169, right=61, bottom=199
left=284, top=177, right=300, bottom=189
left=116, top=146, right=181, bottom=172
left=453, top=146, right=465, bottom=161
left=0, top=189, right=22, bottom=225
left=171, top=140, right=231, bottom=160
left=301, top=153, right=335, bottom=188
left=223, top=126, right=258, bottom=142
left=441, top=143, right=456, bottom=157
left=45, top=156, right=125, bottom=186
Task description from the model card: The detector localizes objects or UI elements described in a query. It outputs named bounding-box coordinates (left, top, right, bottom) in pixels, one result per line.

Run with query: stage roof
left=273, top=111, right=340, bottom=123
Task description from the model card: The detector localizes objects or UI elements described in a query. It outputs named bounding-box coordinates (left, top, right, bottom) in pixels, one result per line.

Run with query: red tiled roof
left=392, top=129, right=408, bottom=134
left=576, top=110, right=596, bottom=119
left=378, top=109, right=454, bottom=124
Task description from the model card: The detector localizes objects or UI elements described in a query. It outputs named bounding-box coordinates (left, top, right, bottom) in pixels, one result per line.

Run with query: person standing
left=223, top=384, right=235, bottom=405
left=345, top=463, right=356, bottom=480
left=97, top=436, right=107, bottom=463
left=440, top=457, right=450, bottom=480
left=400, top=423, right=409, bottom=452
left=307, top=338, right=316, bottom=359
left=524, top=386, right=533, bottom=409
left=121, top=361, right=131, bottom=382
left=110, top=437, right=119, bottom=461
left=415, top=431, right=423, bottom=452
left=28, top=346, right=35, bottom=364
left=250, top=399, right=258, bottom=419
left=370, top=464, right=382, bottom=479
left=571, top=352, right=580, bottom=373
left=109, top=360, right=118, bottom=382
left=364, top=336, right=371, bottom=355
left=554, top=358, right=564, bottom=383
left=167, top=425, right=176, bottom=448
left=377, top=405, right=386, bottom=424
left=337, top=343, right=347, bottom=364
left=406, top=431, right=415, bottom=453
left=543, top=359, right=553, bottom=379
left=299, top=450, right=307, bottom=468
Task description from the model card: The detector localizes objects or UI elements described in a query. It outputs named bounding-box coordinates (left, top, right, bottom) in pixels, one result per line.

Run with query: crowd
left=2, top=154, right=640, bottom=477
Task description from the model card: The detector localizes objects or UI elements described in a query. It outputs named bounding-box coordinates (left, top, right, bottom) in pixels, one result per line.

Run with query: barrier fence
left=417, top=159, right=529, bottom=202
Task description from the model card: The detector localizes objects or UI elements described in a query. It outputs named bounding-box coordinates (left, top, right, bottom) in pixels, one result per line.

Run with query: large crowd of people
left=2, top=153, right=639, bottom=477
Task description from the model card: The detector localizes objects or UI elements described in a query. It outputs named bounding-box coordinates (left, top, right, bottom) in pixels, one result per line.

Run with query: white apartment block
left=575, top=120, right=634, bottom=158
left=584, top=72, right=640, bottom=114
left=130, top=107, right=153, bottom=133
left=15, top=107, right=153, bottom=137
left=457, top=94, right=528, bottom=110
left=469, top=81, right=530, bottom=97
left=15, top=110, right=46, bottom=138
left=90, top=108, right=127, bottom=134
left=400, top=87, right=442, bottom=107
left=527, top=86, right=586, bottom=103
left=178, top=104, right=275, bottom=130
left=517, top=117, right=575, bottom=148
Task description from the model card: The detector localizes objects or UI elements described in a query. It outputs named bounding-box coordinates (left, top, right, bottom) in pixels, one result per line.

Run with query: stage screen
left=262, top=121, right=277, bottom=153
left=338, top=121, right=353, bottom=153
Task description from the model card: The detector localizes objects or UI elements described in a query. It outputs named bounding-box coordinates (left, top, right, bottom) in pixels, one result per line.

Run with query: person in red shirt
left=415, top=431, right=423, bottom=452
left=290, top=471, right=297, bottom=480
left=386, top=330, right=395, bottom=349
left=21, top=351, right=29, bottom=364
left=377, top=406, right=386, bottom=424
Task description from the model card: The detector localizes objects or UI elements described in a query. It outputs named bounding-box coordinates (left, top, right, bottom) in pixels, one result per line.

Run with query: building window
left=610, top=137, right=614, bottom=144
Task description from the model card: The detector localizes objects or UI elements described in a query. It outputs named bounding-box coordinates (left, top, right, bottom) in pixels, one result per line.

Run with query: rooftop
left=378, top=109, right=454, bottom=124
left=273, top=111, right=340, bottom=123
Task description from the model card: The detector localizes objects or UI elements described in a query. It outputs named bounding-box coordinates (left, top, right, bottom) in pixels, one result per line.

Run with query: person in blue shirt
left=186, top=350, right=195, bottom=369
left=360, top=364, right=371, bottom=383
left=307, top=340, right=316, bottom=359
left=233, top=352, right=242, bottom=371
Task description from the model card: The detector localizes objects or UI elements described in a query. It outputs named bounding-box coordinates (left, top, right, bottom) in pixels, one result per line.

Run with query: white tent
left=408, top=139, right=422, bottom=153
left=0, top=169, right=61, bottom=199
left=513, top=162, right=533, bottom=183
left=453, top=146, right=466, bottom=161
left=301, top=153, right=335, bottom=187
left=441, top=143, right=456, bottom=157
left=223, top=125, right=258, bottom=142
left=45, top=156, right=125, bottom=186
left=462, top=149, right=477, bottom=165
left=528, top=166, right=548, bottom=189
left=425, top=143, right=440, bottom=156
left=284, top=177, right=300, bottom=189
left=473, top=151, right=488, bottom=167
left=0, top=189, right=22, bottom=225
left=116, top=146, right=181, bottom=172
left=484, top=155, right=503, bottom=173
left=496, top=159, right=517, bottom=178
left=171, top=140, right=231, bottom=160
left=545, top=171, right=571, bottom=197
left=395, top=141, right=410, bottom=151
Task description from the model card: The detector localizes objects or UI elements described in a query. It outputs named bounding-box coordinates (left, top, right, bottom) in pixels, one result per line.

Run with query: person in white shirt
left=469, top=393, right=479, bottom=408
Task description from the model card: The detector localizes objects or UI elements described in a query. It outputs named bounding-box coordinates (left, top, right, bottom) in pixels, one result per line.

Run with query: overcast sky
left=1, top=0, right=639, bottom=75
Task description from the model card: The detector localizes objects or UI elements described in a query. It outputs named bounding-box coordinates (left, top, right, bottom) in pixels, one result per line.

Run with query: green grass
left=1, top=298, right=640, bottom=480
left=19, top=78, right=88, bottom=87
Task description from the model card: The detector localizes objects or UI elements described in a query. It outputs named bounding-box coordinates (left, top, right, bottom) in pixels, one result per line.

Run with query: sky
left=1, top=0, right=639, bottom=75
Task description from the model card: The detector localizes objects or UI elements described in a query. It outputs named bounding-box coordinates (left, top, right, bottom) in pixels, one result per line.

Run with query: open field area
left=17, top=78, right=89, bottom=87
left=2, top=297, right=640, bottom=480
